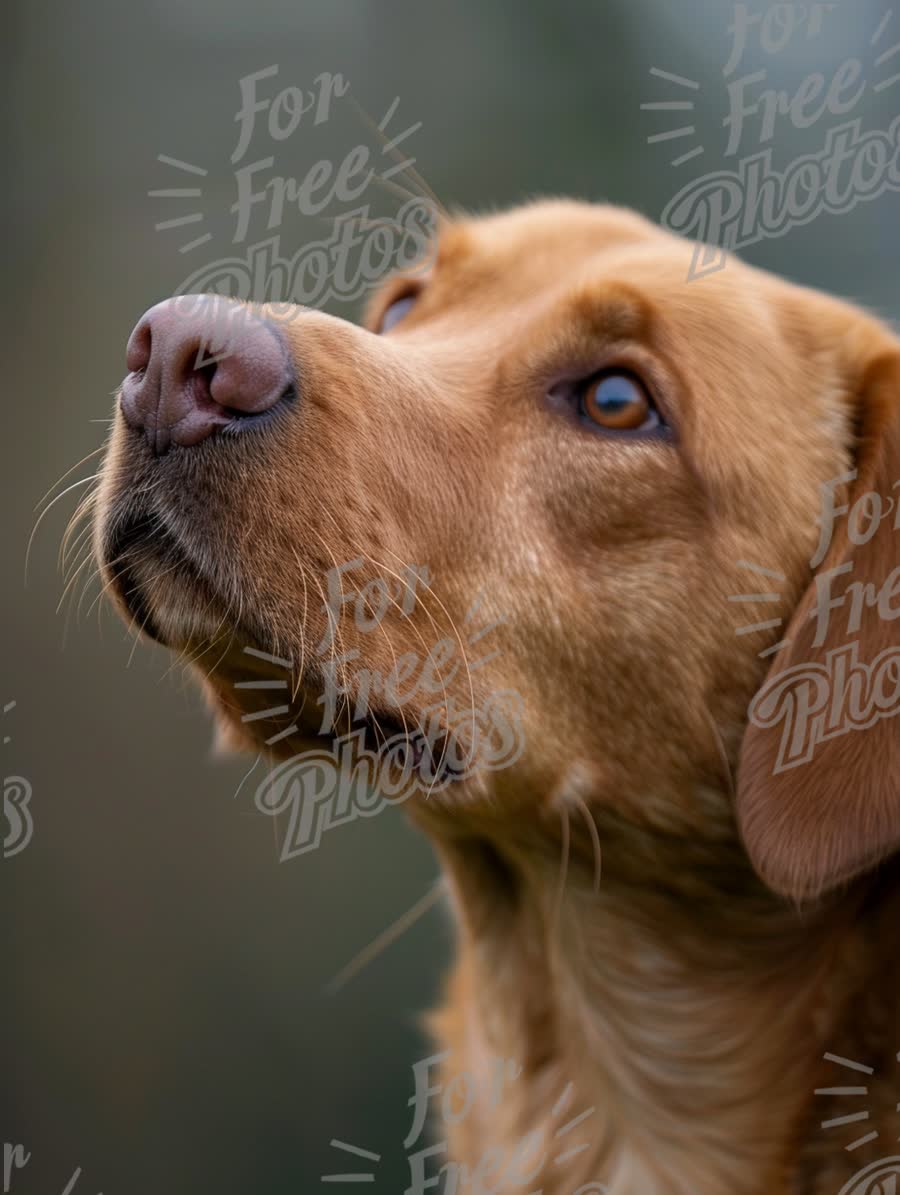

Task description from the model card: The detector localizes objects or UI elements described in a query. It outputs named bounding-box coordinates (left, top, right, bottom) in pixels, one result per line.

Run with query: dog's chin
left=217, top=701, right=467, bottom=789
left=211, top=656, right=468, bottom=784
left=98, top=506, right=243, bottom=651
left=98, top=513, right=468, bottom=784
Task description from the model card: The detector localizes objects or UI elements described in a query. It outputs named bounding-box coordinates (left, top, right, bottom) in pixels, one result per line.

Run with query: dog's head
left=94, top=200, right=900, bottom=900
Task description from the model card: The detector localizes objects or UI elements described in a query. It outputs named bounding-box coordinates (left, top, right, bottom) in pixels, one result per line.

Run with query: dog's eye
left=378, top=293, right=418, bottom=333
left=578, top=372, right=661, bottom=433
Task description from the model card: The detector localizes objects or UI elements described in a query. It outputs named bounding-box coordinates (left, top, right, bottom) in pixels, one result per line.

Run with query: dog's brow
left=435, top=225, right=476, bottom=269
left=566, top=284, right=652, bottom=344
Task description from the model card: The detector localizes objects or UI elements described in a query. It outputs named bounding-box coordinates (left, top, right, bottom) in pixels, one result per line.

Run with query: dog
left=92, top=201, right=900, bottom=1194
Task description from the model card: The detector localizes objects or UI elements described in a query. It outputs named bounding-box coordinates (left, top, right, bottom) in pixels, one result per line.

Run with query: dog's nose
left=120, top=295, right=294, bottom=455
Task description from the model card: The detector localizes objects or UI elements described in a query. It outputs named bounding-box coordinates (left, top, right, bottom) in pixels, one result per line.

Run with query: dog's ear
left=736, top=334, right=900, bottom=902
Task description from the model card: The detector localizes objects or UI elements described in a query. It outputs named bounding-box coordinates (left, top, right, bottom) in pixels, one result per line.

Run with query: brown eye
left=378, top=293, right=418, bottom=333
left=579, top=371, right=660, bottom=433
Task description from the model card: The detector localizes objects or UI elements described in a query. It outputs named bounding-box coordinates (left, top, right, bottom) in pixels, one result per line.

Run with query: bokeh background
left=3, top=1, right=897, bottom=1190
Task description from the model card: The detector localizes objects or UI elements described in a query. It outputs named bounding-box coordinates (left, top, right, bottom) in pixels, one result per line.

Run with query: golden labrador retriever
left=91, top=201, right=900, bottom=1194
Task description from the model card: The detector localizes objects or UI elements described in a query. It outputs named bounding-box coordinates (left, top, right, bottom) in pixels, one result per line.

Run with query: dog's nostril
left=119, top=295, right=296, bottom=455
left=206, top=337, right=295, bottom=415
left=125, top=319, right=152, bottom=375
left=190, top=362, right=216, bottom=409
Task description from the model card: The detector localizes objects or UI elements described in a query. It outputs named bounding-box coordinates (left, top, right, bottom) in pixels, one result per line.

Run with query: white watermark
left=321, top=1048, right=606, bottom=1194
left=255, top=691, right=525, bottom=861
left=234, top=562, right=527, bottom=859
left=3, top=1143, right=101, bottom=1194
left=747, top=640, right=900, bottom=771
left=151, top=64, right=438, bottom=338
left=2, top=701, right=33, bottom=859
left=642, top=4, right=900, bottom=278
left=732, top=470, right=900, bottom=773
left=814, top=1049, right=900, bottom=1194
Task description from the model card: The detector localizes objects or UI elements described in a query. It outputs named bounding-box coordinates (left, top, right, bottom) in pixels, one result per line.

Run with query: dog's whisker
left=58, top=545, right=98, bottom=642
left=289, top=547, right=311, bottom=698
left=27, top=473, right=102, bottom=584
left=571, top=793, right=602, bottom=895
left=124, top=558, right=184, bottom=666
left=344, top=90, right=451, bottom=222
left=233, top=753, right=262, bottom=801
left=341, top=544, right=458, bottom=796
left=76, top=559, right=106, bottom=619
left=309, top=526, right=358, bottom=734
left=84, top=557, right=127, bottom=623
left=307, top=506, right=455, bottom=781
left=35, top=444, right=106, bottom=515
left=67, top=563, right=104, bottom=646
left=55, top=547, right=98, bottom=617
left=323, top=877, right=445, bottom=995
left=160, top=585, right=229, bottom=676
left=371, top=544, right=479, bottom=768
left=552, top=804, right=572, bottom=940
left=702, top=707, right=736, bottom=801
left=166, top=607, right=231, bottom=678
left=60, top=487, right=99, bottom=572
left=319, top=213, right=409, bottom=234
left=360, top=169, right=433, bottom=214
left=61, top=517, right=96, bottom=580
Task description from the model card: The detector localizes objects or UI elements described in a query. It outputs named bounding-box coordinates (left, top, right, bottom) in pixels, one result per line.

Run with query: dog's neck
left=416, top=794, right=865, bottom=1195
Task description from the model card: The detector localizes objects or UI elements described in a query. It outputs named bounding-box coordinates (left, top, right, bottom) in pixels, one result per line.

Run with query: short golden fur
left=93, top=201, right=900, bottom=1194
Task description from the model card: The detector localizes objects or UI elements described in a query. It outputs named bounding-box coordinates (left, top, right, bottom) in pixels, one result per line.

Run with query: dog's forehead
left=443, top=202, right=758, bottom=310
left=454, top=201, right=661, bottom=262
left=434, top=203, right=661, bottom=294
left=440, top=202, right=781, bottom=350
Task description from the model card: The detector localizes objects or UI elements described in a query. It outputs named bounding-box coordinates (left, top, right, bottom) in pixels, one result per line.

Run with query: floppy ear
left=736, top=339, right=900, bottom=902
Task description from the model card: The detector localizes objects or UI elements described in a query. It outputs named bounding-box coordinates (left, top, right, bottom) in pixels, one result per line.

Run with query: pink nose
left=120, top=295, right=295, bottom=455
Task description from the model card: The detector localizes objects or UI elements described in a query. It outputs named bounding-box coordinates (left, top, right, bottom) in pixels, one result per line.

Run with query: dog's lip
left=98, top=398, right=297, bottom=641
left=101, top=514, right=467, bottom=784
left=227, top=652, right=464, bottom=780
left=101, top=512, right=171, bottom=642
left=100, top=508, right=220, bottom=646
left=293, top=703, right=465, bottom=783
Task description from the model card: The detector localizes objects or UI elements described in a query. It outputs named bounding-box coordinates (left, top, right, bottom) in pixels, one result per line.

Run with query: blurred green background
left=3, top=1, right=897, bottom=1191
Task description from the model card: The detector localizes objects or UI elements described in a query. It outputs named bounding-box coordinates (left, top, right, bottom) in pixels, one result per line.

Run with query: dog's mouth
left=224, top=646, right=471, bottom=785
left=99, top=509, right=470, bottom=785
left=100, top=509, right=216, bottom=647
left=322, top=706, right=469, bottom=786
left=102, top=513, right=174, bottom=644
